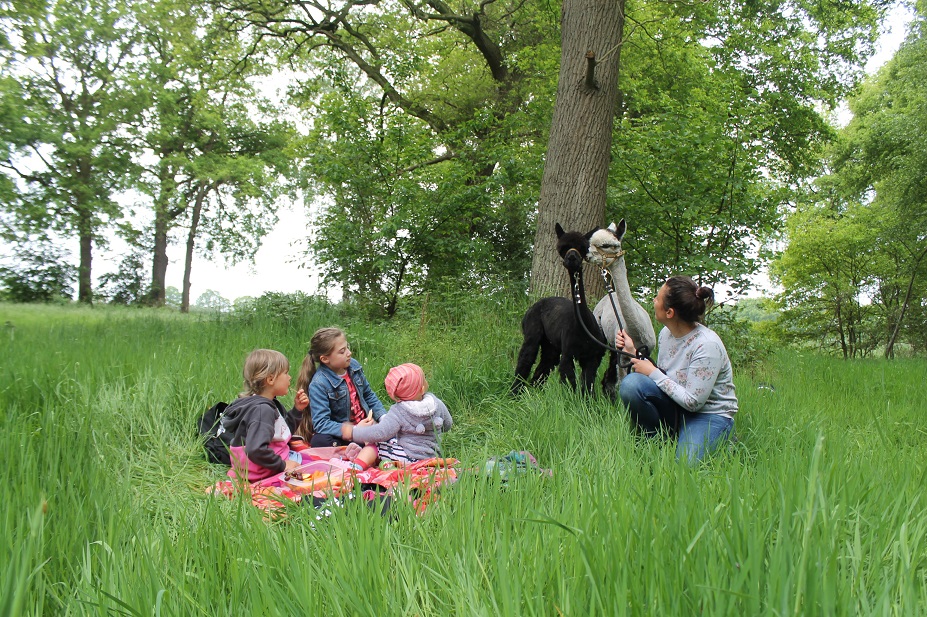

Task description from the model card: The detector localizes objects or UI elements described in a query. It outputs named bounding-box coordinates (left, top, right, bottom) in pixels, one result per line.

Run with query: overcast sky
left=163, top=198, right=331, bottom=303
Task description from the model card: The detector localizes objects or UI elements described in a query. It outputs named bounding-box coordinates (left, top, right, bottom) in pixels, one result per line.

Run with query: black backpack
left=198, top=401, right=231, bottom=466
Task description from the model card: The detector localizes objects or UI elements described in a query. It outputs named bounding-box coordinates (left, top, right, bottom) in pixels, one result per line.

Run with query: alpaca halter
left=591, top=245, right=625, bottom=269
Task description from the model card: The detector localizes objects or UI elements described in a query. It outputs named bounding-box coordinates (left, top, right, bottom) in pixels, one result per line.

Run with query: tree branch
left=399, top=151, right=456, bottom=174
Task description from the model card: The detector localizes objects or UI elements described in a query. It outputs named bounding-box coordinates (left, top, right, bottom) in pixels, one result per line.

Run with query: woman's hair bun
left=695, top=286, right=714, bottom=302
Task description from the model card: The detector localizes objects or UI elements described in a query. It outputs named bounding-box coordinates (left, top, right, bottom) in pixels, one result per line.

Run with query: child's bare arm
left=340, top=422, right=353, bottom=441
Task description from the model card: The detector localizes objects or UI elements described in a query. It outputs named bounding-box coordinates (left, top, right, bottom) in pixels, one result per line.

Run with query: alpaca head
left=555, top=223, right=592, bottom=273
left=586, top=219, right=627, bottom=266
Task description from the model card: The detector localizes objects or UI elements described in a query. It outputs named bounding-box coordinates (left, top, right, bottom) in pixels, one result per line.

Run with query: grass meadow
left=2, top=298, right=926, bottom=615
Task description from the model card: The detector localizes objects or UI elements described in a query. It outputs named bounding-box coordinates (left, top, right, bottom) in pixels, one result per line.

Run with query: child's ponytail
left=292, top=327, right=346, bottom=438
left=295, top=353, right=317, bottom=395
left=295, top=410, right=314, bottom=441
left=293, top=352, right=318, bottom=441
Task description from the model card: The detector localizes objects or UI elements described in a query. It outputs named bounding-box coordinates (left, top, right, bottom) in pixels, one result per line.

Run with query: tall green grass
left=2, top=300, right=926, bottom=615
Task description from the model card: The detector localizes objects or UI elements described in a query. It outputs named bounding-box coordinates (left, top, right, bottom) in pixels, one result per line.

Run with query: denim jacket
left=308, top=358, right=387, bottom=438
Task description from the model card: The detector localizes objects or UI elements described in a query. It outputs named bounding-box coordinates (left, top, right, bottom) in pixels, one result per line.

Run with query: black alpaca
left=510, top=224, right=607, bottom=395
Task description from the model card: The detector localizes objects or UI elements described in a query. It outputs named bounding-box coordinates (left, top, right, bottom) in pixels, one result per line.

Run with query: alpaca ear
left=614, top=219, right=626, bottom=240
left=555, top=223, right=565, bottom=238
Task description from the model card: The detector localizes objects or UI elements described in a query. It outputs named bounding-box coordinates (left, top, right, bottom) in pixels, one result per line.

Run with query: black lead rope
left=601, top=267, right=625, bottom=332
left=571, top=270, right=653, bottom=367
left=600, top=268, right=633, bottom=369
left=599, top=269, right=654, bottom=368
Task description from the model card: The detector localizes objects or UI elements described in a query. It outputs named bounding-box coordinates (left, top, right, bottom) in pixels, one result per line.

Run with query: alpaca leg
left=580, top=362, right=598, bottom=396
left=558, top=353, right=578, bottom=390
left=614, top=362, right=627, bottom=392
left=601, top=351, right=618, bottom=400
left=531, top=342, right=559, bottom=386
left=511, top=338, right=541, bottom=395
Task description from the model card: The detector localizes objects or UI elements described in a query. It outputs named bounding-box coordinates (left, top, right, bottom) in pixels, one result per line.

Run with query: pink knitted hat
left=384, top=363, right=425, bottom=402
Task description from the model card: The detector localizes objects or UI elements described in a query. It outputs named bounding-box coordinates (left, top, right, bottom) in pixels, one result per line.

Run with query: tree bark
left=149, top=161, right=178, bottom=307
left=150, top=211, right=170, bottom=307
left=885, top=244, right=927, bottom=359
left=77, top=214, right=94, bottom=305
left=530, top=0, right=625, bottom=297
left=76, top=154, right=95, bottom=305
left=182, top=182, right=210, bottom=313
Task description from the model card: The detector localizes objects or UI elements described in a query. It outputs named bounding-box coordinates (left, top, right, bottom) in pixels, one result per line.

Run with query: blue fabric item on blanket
left=483, top=450, right=548, bottom=480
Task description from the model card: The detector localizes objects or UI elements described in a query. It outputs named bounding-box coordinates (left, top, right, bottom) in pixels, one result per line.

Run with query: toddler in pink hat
left=342, top=363, right=453, bottom=463
left=384, top=363, right=427, bottom=402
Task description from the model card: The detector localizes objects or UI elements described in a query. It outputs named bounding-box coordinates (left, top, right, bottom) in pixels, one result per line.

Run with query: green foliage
left=777, top=4, right=927, bottom=358
left=165, top=286, right=183, bottom=309
left=251, top=0, right=889, bottom=309
left=610, top=0, right=886, bottom=297
left=2, top=302, right=927, bottom=614
left=0, top=0, right=299, bottom=306
left=0, top=240, right=75, bottom=303
left=96, top=246, right=151, bottom=305
left=770, top=187, right=884, bottom=357
left=0, top=0, right=904, bottom=323
left=706, top=302, right=777, bottom=380
left=193, top=289, right=232, bottom=313
left=1, top=0, right=898, bottom=316
left=218, top=0, right=558, bottom=312
left=296, top=42, right=545, bottom=315
left=128, top=0, right=299, bottom=305
left=229, top=291, right=343, bottom=330
left=830, top=4, right=927, bottom=357
left=0, top=0, right=145, bottom=302
left=734, top=297, right=780, bottom=323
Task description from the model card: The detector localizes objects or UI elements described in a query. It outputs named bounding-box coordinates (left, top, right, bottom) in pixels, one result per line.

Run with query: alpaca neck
left=607, top=255, right=630, bottom=294
left=606, top=255, right=654, bottom=345
left=570, top=269, right=602, bottom=333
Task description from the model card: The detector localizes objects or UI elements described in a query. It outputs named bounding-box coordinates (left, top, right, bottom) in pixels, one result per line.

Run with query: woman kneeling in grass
left=616, top=276, right=737, bottom=463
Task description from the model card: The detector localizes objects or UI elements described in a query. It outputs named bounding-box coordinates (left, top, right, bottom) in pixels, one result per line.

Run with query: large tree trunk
left=77, top=214, right=93, bottom=305
left=149, top=164, right=177, bottom=307
left=530, top=0, right=625, bottom=297
left=182, top=181, right=211, bottom=313
left=835, top=296, right=848, bottom=359
left=76, top=156, right=94, bottom=305
left=150, top=212, right=169, bottom=307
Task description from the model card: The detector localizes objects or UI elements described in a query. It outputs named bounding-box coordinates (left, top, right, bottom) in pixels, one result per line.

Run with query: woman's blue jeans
left=619, top=372, right=734, bottom=463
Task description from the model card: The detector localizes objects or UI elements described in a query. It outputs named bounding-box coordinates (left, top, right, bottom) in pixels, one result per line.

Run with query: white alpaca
left=586, top=220, right=657, bottom=398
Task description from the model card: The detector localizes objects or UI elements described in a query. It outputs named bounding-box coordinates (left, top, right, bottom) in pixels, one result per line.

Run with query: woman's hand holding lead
left=629, top=356, right=656, bottom=376
left=615, top=329, right=637, bottom=356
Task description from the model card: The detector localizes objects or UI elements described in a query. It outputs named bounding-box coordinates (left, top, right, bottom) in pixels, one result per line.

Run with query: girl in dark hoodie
left=219, top=349, right=303, bottom=482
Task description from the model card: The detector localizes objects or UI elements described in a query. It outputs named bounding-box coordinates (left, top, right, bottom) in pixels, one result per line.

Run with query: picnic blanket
left=207, top=448, right=459, bottom=518
left=355, top=457, right=459, bottom=514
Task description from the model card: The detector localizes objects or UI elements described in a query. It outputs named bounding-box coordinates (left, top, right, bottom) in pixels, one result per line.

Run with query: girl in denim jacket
left=295, top=327, right=385, bottom=469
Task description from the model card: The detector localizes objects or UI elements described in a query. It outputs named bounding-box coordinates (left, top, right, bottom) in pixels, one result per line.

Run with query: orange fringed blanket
left=207, top=453, right=459, bottom=518
left=355, top=458, right=459, bottom=514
